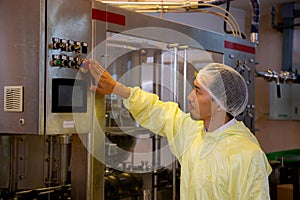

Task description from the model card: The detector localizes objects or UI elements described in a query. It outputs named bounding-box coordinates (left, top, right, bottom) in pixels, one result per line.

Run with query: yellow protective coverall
left=123, top=87, right=272, bottom=200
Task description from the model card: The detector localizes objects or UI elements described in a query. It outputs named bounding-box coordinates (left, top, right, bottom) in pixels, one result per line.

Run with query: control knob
left=68, top=56, right=76, bottom=68
left=52, top=37, right=60, bottom=50
left=60, top=55, right=68, bottom=67
left=60, top=39, right=67, bottom=51
left=74, top=41, right=81, bottom=53
left=67, top=40, right=75, bottom=52
left=50, top=55, right=61, bottom=66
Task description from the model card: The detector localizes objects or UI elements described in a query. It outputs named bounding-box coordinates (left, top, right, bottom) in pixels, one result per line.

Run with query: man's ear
left=215, top=101, right=226, bottom=113
left=216, top=105, right=223, bottom=112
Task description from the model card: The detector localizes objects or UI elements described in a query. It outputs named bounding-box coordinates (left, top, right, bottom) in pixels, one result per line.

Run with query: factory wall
left=254, top=14, right=300, bottom=153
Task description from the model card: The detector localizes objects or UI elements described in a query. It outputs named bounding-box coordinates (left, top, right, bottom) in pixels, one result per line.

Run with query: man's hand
left=86, top=59, right=130, bottom=99
left=87, top=59, right=117, bottom=94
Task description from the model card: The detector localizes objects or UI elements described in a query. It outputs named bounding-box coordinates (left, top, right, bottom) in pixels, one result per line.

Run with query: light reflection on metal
left=256, top=69, right=300, bottom=98
left=99, top=1, right=242, bottom=38
left=256, top=69, right=300, bottom=84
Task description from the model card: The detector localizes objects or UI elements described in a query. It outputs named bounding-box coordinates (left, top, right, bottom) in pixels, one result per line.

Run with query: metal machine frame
left=0, top=1, right=256, bottom=199
left=92, top=1, right=256, bottom=131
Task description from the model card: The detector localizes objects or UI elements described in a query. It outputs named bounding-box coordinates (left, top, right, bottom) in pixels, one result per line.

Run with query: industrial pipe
left=256, top=70, right=300, bottom=84
left=256, top=69, right=300, bottom=98
left=102, top=0, right=260, bottom=42
left=199, top=0, right=260, bottom=43
left=249, top=0, right=260, bottom=44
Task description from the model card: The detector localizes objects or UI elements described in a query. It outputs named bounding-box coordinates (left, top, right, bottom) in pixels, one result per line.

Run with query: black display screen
left=52, top=78, right=87, bottom=113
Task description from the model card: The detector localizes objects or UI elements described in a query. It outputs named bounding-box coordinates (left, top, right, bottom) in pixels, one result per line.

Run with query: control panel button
left=50, top=55, right=61, bottom=66
left=82, top=42, right=88, bottom=54
left=52, top=37, right=60, bottom=50
left=60, top=55, right=68, bottom=67
left=74, top=41, right=81, bottom=53
left=60, top=39, right=67, bottom=51
left=67, top=40, right=75, bottom=52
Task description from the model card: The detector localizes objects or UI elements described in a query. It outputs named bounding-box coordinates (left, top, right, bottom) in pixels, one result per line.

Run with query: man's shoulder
left=222, top=134, right=264, bottom=157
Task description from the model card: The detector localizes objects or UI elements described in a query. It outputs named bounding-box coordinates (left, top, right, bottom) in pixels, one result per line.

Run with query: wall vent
left=4, top=86, right=23, bottom=112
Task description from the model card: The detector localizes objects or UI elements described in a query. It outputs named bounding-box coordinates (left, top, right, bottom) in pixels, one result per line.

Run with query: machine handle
left=179, top=46, right=188, bottom=112
left=276, top=82, right=281, bottom=98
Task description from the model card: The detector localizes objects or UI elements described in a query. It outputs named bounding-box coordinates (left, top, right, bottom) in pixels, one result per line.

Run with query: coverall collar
left=199, top=120, right=255, bottom=159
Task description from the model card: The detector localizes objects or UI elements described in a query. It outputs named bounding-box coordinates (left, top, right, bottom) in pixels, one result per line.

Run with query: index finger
left=88, top=59, right=106, bottom=80
left=90, top=59, right=105, bottom=73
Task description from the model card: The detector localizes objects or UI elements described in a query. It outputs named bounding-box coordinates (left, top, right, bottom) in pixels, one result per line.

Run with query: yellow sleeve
left=229, top=148, right=272, bottom=200
left=245, top=152, right=272, bottom=200
left=123, top=87, right=202, bottom=159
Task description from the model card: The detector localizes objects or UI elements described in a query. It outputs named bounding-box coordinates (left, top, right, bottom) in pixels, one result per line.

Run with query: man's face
left=187, top=79, right=213, bottom=120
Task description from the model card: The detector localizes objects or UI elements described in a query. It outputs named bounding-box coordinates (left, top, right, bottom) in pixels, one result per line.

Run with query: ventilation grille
left=4, top=86, right=23, bottom=112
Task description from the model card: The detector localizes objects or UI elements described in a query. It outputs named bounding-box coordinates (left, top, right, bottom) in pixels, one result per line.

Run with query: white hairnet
left=196, top=63, right=248, bottom=117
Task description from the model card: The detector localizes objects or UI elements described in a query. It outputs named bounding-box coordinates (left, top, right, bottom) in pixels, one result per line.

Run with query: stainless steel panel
left=91, top=4, right=257, bottom=199
left=223, top=36, right=256, bottom=132
left=269, top=82, right=300, bottom=120
left=0, top=135, right=45, bottom=191
left=46, top=0, right=92, bottom=135
left=0, top=0, right=45, bottom=134
left=16, top=135, right=45, bottom=189
left=104, top=4, right=224, bottom=53
left=91, top=2, right=224, bottom=54
left=0, top=0, right=92, bottom=135
left=0, top=2, right=258, bottom=200
left=0, top=136, right=10, bottom=189
left=269, top=64, right=300, bottom=120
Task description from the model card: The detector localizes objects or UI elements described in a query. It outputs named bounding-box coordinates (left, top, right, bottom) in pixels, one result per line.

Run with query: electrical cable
left=196, top=3, right=241, bottom=38
left=102, top=1, right=242, bottom=38
left=133, top=6, right=238, bottom=37
left=178, top=2, right=241, bottom=37
left=187, top=9, right=237, bottom=37
left=168, top=2, right=242, bottom=38
left=223, top=1, right=246, bottom=39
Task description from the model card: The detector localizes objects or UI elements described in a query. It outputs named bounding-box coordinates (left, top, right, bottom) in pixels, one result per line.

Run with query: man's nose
left=187, top=90, right=194, bottom=102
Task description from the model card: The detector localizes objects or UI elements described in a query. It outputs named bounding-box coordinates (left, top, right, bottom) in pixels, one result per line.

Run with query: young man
left=87, top=60, right=272, bottom=200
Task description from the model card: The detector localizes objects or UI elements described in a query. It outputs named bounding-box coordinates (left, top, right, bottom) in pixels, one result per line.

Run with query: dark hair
left=226, top=112, right=234, bottom=120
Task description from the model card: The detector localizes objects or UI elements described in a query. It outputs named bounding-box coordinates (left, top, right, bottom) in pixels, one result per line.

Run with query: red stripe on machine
left=224, top=41, right=255, bottom=54
left=92, top=8, right=125, bottom=26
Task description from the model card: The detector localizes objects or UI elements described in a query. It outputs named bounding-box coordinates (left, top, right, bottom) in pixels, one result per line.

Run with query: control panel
left=45, top=35, right=91, bottom=134
left=49, top=37, right=89, bottom=73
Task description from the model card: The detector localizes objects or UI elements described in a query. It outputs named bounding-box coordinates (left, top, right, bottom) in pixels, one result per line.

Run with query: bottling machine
left=0, top=0, right=257, bottom=199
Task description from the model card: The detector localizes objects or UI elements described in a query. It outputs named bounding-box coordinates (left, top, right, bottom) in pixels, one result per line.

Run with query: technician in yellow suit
left=87, top=59, right=272, bottom=200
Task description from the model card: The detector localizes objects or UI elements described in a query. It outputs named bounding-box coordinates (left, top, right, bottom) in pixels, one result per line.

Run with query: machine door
left=91, top=31, right=223, bottom=199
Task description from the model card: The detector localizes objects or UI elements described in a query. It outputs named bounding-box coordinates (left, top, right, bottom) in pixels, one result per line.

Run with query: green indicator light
left=56, top=59, right=61, bottom=65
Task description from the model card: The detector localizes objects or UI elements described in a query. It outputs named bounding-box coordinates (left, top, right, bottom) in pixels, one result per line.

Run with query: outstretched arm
left=87, top=59, right=200, bottom=159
